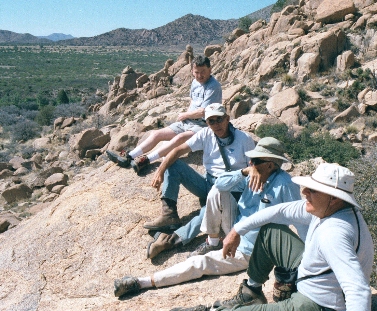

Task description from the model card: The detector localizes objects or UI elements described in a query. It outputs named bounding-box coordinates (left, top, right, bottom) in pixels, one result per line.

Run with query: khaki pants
left=153, top=249, right=249, bottom=288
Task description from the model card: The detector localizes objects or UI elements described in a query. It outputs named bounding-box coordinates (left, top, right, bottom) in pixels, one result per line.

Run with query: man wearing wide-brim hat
left=177, top=163, right=374, bottom=311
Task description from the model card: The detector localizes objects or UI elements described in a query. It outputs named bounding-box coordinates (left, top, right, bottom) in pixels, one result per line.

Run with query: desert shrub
left=308, top=81, right=324, bottom=92
left=348, top=148, right=377, bottom=287
left=302, top=106, right=321, bottom=122
left=333, top=99, right=351, bottom=112
left=53, top=102, right=87, bottom=118
left=345, top=126, right=358, bottom=134
left=319, top=86, right=335, bottom=97
left=57, top=89, right=69, bottom=104
left=36, top=104, right=56, bottom=126
left=365, top=115, right=377, bottom=128
left=239, top=16, right=253, bottom=32
left=256, top=124, right=360, bottom=165
left=254, top=100, right=268, bottom=114
left=247, top=87, right=269, bottom=101
left=8, top=119, right=41, bottom=142
left=282, top=74, right=294, bottom=86
left=297, top=88, right=309, bottom=102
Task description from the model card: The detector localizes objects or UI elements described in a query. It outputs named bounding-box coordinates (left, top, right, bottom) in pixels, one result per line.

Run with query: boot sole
left=146, top=232, right=162, bottom=259
left=143, top=223, right=182, bottom=231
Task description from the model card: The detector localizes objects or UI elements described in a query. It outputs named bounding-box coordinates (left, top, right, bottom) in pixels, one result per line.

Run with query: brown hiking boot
left=213, top=279, right=267, bottom=309
left=106, top=150, right=132, bottom=168
left=143, top=198, right=182, bottom=231
left=146, top=232, right=176, bottom=259
left=114, top=276, right=140, bottom=297
left=273, top=266, right=297, bottom=302
left=131, top=155, right=150, bottom=174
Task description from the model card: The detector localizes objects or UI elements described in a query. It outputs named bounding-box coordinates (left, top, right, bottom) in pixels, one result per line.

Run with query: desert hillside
left=1, top=0, right=377, bottom=310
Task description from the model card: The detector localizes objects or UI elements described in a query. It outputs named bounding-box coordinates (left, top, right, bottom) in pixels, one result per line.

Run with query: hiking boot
left=131, top=155, right=150, bottom=173
left=273, top=266, right=297, bottom=302
left=188, top=239, right=222, bottom=257
left=147, top=232, right=174, bottom=259
left=106, top=150, right=132, bottom=168
left=170, top=305, right=210, bottom=311
left=114, top=276, right=140, bottom=297
left=143, top=198, right=182, bottom=231
left=213, top=279, right=267, bottom=309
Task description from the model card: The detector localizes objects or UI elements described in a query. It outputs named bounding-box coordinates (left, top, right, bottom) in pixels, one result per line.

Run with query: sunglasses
left=206, top=116, right=225, bottom=125
left=250, top=158, right=271, bottom=166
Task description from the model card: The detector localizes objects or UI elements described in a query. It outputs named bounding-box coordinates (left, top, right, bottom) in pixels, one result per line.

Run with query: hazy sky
left=0, top=0, right=276, bottom=37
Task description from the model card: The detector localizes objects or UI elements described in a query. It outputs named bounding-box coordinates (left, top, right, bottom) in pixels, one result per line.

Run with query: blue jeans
left=161, top=159, right=215, bottom=245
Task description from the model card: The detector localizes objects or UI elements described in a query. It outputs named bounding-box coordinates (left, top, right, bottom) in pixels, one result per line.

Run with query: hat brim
left=244, top=150, right=288, bottom=162
left=292, top=176, right=362, bottom=209
left=205, top=111, right=225, bottom=120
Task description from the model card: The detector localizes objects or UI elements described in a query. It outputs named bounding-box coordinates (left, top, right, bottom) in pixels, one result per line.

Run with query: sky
left=0, top=0, right=276, bottom=38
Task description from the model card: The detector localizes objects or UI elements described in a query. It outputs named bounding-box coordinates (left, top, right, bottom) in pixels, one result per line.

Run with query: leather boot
left=147, top=232, right=182, bottom=259
left=143, top=198, right=182, bottom=231
left=272, top=266, right=297, bottom=302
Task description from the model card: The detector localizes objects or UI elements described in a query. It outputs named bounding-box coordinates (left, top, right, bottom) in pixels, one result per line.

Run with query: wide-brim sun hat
left=292, top=163, right=362, bottom=209
left=205, top=103, right=226, bottom=120
left=245, top=137, right=288, bottom=162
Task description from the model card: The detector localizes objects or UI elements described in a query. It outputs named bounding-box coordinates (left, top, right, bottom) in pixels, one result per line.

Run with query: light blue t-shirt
left=215, top=168, right=301, bottom=256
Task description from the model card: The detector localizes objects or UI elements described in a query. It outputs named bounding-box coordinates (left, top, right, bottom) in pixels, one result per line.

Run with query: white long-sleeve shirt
left=234, top=200, right=374, bottom=311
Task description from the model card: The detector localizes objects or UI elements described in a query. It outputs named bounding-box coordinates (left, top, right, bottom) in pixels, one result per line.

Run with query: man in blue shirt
left=113, top=137, right=301, bottom=298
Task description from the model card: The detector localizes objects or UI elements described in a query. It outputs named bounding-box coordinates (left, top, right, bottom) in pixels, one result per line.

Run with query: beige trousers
left=153, top=249, right=250, bottom=288
left=200, top=186, right=239, bottom=235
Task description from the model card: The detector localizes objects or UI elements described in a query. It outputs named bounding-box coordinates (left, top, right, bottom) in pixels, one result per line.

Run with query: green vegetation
left=238, top=16, right=254, bottom=32
left=255, top=123, right=360, bottom=165
left=348, top=148, right=377, bottom=287
left=0, top=45, right=178, bottom=107
left=0, top=45, right=178, bottom=141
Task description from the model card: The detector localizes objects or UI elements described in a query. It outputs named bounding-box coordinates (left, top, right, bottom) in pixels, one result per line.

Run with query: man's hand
left=151, top=170, right=164, bottom=191
left=222, top=228, right=241, bottom=259
left=177, top=112, right=188, bottom=121
left=243, top=166, right=267, bottom=192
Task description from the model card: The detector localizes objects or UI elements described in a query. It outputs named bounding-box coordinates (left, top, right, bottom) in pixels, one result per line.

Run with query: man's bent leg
left=247, top=224, right=304, bottom=284
left=153, top=249, right=249, bottom=288
left=161, top=160, right=209, bottom=202
left=201, top=187, right=238, bottom=236
left=145, top=160, right=208, bottom=231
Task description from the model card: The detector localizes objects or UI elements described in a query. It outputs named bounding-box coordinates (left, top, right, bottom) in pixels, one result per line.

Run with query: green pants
left=218, top=224, right=321, bottom=311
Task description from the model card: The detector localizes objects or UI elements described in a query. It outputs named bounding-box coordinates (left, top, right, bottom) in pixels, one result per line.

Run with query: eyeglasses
left=250, top=158, right=271, bottom=166
left=206, top=116, right=225, bottom=125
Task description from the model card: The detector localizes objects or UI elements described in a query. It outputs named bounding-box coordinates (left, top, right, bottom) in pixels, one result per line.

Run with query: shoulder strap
left=218, top=144, right=232, bottom=172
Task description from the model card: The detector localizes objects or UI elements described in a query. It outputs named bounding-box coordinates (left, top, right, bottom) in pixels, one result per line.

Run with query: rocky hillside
left=0, top=30, right=51, bottom=44
left=62, top=14, right=238, bottom=48
left=1, top=0, right=377, bottom=310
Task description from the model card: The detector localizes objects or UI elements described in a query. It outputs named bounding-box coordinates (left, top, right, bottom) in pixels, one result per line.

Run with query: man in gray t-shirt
left=106, top=55, right=222, bottom=173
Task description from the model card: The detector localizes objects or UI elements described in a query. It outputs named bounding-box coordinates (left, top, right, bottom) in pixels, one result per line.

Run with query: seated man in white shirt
left=175, top=163, right=374, bottom=311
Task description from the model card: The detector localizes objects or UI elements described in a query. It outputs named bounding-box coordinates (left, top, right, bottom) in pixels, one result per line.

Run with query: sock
left=147, top=151, right=160, bottom=163
left=129, top=147, right=143, bottom=159
left=247, top=279, right=262, bottom=289
left=207, top=236, right=220, bottom=246
left=137, top=276, right=153, bottom=289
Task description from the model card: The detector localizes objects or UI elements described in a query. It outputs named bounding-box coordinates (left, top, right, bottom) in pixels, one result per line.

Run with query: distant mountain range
left=0, top=5, right=273, bottom=47
left=37, top=33, right=75, bottom=41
